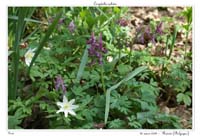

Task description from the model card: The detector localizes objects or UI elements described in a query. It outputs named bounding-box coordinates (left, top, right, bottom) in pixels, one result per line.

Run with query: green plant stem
left=128, top=48, right=132, bottom=65
left=100, top=64, right=106, bottom=93
left=119, top=48, right=122, bottom=63
left=185, top=31, right=189, bottom=58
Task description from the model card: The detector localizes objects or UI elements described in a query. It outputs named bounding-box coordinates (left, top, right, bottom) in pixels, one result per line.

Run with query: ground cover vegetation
left=8, top=7, right=192, bottom=129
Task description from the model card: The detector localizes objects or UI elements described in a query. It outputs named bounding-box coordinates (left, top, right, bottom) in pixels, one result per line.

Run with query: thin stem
left=185, top=31, right=189, bottom=58
left=119, top=47, right=122, bottom=63
left=100, top=64, right=106, bottom=93
left=128, top=48, right=132, bottom=65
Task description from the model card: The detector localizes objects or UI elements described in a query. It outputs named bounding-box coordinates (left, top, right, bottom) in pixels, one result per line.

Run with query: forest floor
left=127, top=7, right=192, bottom=129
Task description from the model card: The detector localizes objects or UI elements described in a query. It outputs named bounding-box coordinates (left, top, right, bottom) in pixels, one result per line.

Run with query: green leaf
left=110, top=93, right=131, bottom=114
left=8, top=51, right=14, bottom=56
left=185, top=91, right=192, bottom=96
left=94, top=95, right=105, bottom=108
left=76, top=45, right=89, bottom=81
left=104, top=66, right=147, bottom=124
left=117, top=64, right=132, bottom=75
left=137, top=111, right=155, bottom=124
left=113, top=7, right=120, bottom=13
left=177, top=93, right=185, bottom=103
left=177, top=93, right=191, bottom=106
left=8, top=15, right=48, bottom=25
left=108, top=119, right=125, bottom=128
left=128, top=121, right=142, bottom=128
left=8, top=116, right=22, bottom=129
left=183, top=94, right=191, bottom=106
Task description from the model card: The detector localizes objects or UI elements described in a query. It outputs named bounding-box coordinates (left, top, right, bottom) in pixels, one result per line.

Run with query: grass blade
left=21, top=27, right=40, bottom=44
left=10, top=8, right=35, bottom=100
left=28, top=10, right=62, bottom=73
left=76, top=45, right=89, bottom=81
left=104, top=66, right=147, bottom=124
left=8, top=16, right=48, bottom=25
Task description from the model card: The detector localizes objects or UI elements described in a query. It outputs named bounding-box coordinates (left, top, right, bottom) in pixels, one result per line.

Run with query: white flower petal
left=32, top=48, right=36, bottom=51
left=64, top=111, right=69, bottom=117
left=107, top=56, right=113, bottom=62
left=56, top=102, right=64, bottom=107
left=68, top=110, right=76, bottom=116
left=56, top=109, right=63, bottom=114
left=69, top=99, right=75, bottom=105
left=56, top=96, right=79, bottom=118
left=63, top=95, right=68, bottom=103
left=71, top=105, right=79, bottom=109
left=24, top=48, right=35, bottom=66
left=25, top=60, right=31, bottom=66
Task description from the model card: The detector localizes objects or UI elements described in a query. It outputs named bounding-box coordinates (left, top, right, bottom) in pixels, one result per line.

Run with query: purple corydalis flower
left=68, top=21, right=76, bottom=33
left=139, top=33, right=145, bottom=44
left=136, top=22, right=163, bottom=45
left=55, top=75, right=66, bottom=93
left=155, top=22, right=163, bottom=35
left=87, top=32, right=96, bottom=45
left=99, top=33, right=103, bottom=48
left=145, top=27, right=156, bottom=44
left=117, top=18, right=128, bottom=27
left=58, top=18, right=65, bottom=24
left=48, top=17, right=65, bottom=24
left=87, top=33, right=107, bottom=65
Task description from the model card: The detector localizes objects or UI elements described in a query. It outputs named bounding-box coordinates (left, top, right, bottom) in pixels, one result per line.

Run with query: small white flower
left=56, top=95, right=79, bottom=117
left=24, top=48, right=35, bottom=66
left=106, top=56, right=113, bottom=62
left=43, top=46, right=51, bottom=50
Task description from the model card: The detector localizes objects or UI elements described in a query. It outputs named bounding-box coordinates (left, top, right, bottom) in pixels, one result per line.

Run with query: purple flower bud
left=102, top=47, right=107, bottom=53
left=48, top=17, right=54, bottom=24
left=139, top=33, right=145, bottom=44
left=87, top=32, right=96, bottom=44
left=136, top=26, right=142, bottom=33
left=156, top=22, right=163, bottom=35
left=68, top=21, right=76, bottom=33
left=145, top=27, right=151, bottom=38
left=151, top=34, right=156, bottom=44
left=48, top=17, right=65, bottom=25
left=99, top=33, right=103, bottom=48
left=59, top=18, right=65, bottom=24
left=99, top=58, right=103, bottom=65
left=55, top=75, right=66, bottom=93
left=117, top=18, right=128, bottom=27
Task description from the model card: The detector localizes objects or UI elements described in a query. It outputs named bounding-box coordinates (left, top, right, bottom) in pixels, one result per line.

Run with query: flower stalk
left=100, top=64, right=106, bottom=93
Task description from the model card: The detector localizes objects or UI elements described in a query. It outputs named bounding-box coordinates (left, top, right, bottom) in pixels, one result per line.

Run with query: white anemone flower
left=106, top=56, right=113, bottom=62
left=24, top=48, right=36, bottom=66
left=56, top=96, right=79, bottom=117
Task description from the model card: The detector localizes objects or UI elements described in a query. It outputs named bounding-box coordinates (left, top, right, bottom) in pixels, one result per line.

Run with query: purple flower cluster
left=87, top=33, right=107, bottom=65
left=155, top=22, right=163, bottom=35
left=136, top=22, right=163, bottom=45
left=117, top=18, right=128, bottom=27
left=48, top=17, right=65, bottom=25
left=68, top=21, right=76, bottom=33
left=54, top=75, right=66, bottom=94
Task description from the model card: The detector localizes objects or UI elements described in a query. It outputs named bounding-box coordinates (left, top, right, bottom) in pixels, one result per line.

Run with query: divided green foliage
left=105, top=66, right=147, bottom=124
